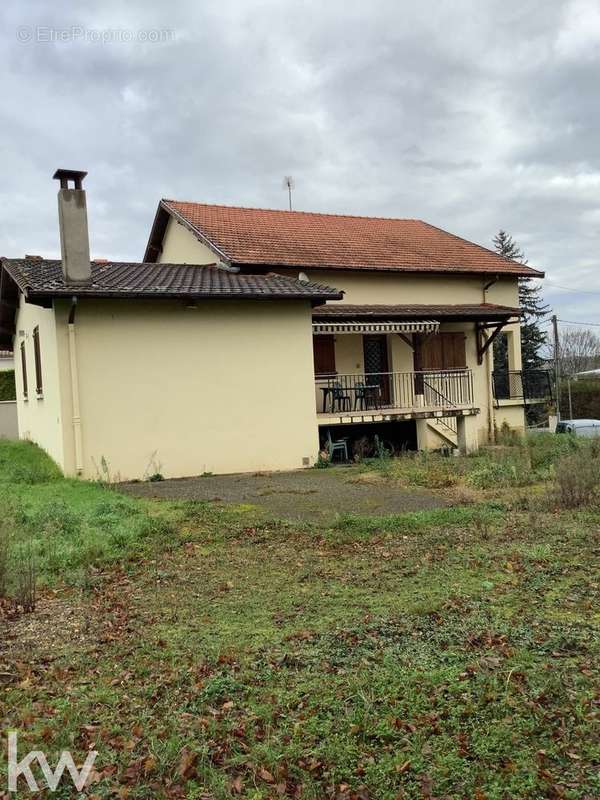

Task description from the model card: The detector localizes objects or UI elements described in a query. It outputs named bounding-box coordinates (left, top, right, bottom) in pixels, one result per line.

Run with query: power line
left=538, top=318, right=600, bottom=329
left=557, top=318, right=600, bottom=328
left=544, top=278, right=600, bottom=296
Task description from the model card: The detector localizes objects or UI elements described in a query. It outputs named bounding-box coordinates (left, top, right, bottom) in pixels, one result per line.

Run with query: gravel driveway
left=122, top=467, right=447, bottom=523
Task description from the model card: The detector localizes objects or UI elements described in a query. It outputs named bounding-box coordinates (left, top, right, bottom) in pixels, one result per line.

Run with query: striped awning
left=312, top=320, right=440, bottom=335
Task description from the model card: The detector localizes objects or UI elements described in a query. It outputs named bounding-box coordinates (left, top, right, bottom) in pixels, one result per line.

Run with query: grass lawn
left=0, top=438, right=598, bottom=799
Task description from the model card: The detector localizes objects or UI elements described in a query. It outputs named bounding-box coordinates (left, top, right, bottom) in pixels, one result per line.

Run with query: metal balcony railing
left=316, top=369, right=474, bottom=414
left=492, top=370, right=553, bottom=403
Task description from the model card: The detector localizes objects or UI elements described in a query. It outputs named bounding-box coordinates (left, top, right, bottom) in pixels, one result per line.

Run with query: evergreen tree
left=492, top=230, right=549, bottom=371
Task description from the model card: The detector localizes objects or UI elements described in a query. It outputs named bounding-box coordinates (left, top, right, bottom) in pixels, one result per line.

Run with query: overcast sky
left=1, top=0, right=600, bottom=329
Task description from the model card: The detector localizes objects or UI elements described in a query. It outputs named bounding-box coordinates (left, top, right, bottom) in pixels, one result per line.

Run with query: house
left=0, top=169, right=545, bottom=480
left=144, top=198, right=545, bottom=451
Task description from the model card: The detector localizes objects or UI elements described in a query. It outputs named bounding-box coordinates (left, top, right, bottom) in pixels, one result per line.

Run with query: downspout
left=483, top=276, right=498, bottom=443
left=68, top=297, right=84, bottom=475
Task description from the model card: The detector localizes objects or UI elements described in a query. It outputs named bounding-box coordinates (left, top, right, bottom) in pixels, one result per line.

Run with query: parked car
left=556, top=419, right=600, bottom=437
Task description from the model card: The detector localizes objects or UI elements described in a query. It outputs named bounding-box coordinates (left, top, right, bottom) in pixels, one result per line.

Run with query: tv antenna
left=283, top=176, right=295, bottom=211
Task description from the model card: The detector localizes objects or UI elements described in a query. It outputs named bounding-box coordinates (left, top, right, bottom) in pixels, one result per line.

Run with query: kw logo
left=6, top=732, right=98, bottom=793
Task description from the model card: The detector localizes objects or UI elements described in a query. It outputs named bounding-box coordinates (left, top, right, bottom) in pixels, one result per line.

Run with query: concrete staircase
left=427, top=416, right=458, bottom=447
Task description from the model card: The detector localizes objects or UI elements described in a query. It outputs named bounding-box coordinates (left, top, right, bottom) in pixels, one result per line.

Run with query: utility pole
left=552, top=314, right=561, bottom=420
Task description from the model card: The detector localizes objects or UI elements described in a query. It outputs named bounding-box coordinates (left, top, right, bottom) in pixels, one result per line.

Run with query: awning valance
left=312, top=320, right=440, bottom=335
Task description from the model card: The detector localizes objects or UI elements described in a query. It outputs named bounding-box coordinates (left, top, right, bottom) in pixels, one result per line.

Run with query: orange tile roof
left=156, top=201, right=542, bottom=278
left=312, top=303, right=521, bottom=320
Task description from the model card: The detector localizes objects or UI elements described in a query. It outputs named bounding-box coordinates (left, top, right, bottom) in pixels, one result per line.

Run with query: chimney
left=53, top=169, right=92, bottom=284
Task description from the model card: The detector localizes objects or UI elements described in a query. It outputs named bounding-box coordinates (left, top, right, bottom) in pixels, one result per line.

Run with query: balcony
left=492, top=370, right=553, bottom=406
left=316, top=368, right=476, bottom=423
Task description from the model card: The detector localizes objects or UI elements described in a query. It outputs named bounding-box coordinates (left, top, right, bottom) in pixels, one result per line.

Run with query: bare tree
left=558, top=328, right=600, bottom=376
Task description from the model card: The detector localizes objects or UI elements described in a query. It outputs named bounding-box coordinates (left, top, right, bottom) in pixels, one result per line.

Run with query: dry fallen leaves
left=178, top=748, right=198, bottom=780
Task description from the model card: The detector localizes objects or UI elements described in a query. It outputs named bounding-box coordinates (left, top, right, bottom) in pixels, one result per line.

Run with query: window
left=33, top=326, right=43, bottom=396
left=20, top=341, right=28, bottom=399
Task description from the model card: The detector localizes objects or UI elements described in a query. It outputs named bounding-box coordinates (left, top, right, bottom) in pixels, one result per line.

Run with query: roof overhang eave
left=26, top=290, right=344, bottom=305
left=231, top=260, right=544, bottom=279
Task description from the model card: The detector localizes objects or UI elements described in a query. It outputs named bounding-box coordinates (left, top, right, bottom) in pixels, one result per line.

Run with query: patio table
left=320, top=384, right=381, bottom=413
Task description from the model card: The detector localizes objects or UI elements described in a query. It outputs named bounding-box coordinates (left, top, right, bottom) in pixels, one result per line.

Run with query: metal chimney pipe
left=52, top=169, right=92, bottom=285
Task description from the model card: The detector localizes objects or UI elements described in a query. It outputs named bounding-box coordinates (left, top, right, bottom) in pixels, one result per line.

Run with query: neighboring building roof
left=312, top=303, right=521, bottom=322
left=145, top=200, right=543, bottom=278
left=573, top=368, right=600, bottom=377
left=0, top=258, right=343, bottom=304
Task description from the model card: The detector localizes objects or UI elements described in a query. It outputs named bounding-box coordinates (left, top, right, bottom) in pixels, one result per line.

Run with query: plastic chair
left=326, top=430, right=349, bottom=462
left=331, top=382, right=351, bottom=412
left=354, top=382, right=372, bottom=410
left=354, top=381, right=380, bottom=410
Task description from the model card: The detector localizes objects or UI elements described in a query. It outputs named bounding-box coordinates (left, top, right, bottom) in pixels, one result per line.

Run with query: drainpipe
left=68, top=297, right=84, bottom=475
left=483, top=277, right=498, bottom=443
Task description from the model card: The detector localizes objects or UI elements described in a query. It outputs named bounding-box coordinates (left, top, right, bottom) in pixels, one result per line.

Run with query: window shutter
left=442, top=333, right=466, bottom=368
left=20, top=341, right=28, bottom=399
left=313, top=335, right=336, bottom=376
left=417, top=333, right=466, bottom=370
left=33, top=326, right=43, bottom=395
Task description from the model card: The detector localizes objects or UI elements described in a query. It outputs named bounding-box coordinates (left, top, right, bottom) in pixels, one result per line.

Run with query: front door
left=363, top=335, right=390, bottom=404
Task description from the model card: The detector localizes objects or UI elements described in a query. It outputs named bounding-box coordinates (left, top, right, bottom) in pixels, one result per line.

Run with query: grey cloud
left=1, top=0, right=599, bottom=320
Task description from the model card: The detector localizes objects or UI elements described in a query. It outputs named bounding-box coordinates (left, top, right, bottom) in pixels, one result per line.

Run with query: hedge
left=562, top=379, right=600, bottom=419
left=0, top=370, right=16, bottom=401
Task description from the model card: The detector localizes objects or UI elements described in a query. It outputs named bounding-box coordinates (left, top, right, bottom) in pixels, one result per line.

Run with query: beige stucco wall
left=494, top=403, right=526, bottom=433
left=0, top=402, right=18, bottom=439
left=14, top=296, right=67, bottom=468
left=299, top=269, right=517, bottom=308
left=159, top=218, right=220, bottom=265
left=50, top=297, right=319, bottom=480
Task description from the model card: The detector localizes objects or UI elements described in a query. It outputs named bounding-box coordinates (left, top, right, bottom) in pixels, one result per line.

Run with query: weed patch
left=554, top=450, right=600, bottom=508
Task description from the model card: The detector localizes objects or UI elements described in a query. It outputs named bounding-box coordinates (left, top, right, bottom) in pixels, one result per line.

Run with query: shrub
left=0, top=370, right=15, bottom=401
left=385, top=452, right=458, bottom=488
left=466, top=460, right=519, bottom=489
left=562, top=378, right=600, bottom=419
left=314, top=451, right=330, bottom=469
left=526, top=432, right=579, bottom=472
left=496, top=421, right=523, bottom=447
left=554, top=451, right=600, bottom=508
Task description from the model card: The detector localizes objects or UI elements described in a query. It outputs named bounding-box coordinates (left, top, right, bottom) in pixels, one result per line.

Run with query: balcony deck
left=492, top=370, right=553, bottom=407
left=316, top=369, right=479, bottom=425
